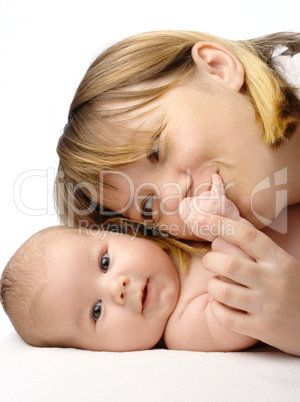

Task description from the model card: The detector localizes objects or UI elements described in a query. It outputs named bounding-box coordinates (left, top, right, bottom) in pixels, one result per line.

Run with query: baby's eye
left=92, top=301, right=102, bottom=321
left=148, top=134, right=160, bottom=162
left=100, top=252, right=110, bottom=272
left=142, top=197, right=153, bottom=220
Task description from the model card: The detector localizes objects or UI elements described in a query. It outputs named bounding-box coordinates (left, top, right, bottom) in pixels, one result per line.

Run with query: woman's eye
left=100, top=252, right=110, bottom=272
left=148, top=135, right=160, bottom=162
left=92, top=301, right=102, bottom=321
left=142, top=197, right=153, bottom=220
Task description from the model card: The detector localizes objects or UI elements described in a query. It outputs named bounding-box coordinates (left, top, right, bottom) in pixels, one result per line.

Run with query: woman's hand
left=201, top=215, right=300, bottom=356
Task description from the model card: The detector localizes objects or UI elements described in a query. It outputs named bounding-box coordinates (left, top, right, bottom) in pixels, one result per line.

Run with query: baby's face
left=39, top=229, right=179, bottom=351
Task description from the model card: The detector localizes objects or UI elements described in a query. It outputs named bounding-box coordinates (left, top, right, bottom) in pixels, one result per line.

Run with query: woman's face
left=103, top=73, right=279, bottom=239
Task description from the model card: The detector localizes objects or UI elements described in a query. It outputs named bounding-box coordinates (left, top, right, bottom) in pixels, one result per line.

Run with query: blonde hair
left=101, top=217, right=208, bottom=273
left=55, top=30, right=300, bottom=227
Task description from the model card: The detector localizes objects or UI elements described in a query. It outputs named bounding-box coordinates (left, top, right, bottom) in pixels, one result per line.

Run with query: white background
left=0, top=0, right=299, bottom=341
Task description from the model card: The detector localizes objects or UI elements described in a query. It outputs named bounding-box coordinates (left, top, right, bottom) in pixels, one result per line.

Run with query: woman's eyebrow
left=150, top=120, right=167, bottom=140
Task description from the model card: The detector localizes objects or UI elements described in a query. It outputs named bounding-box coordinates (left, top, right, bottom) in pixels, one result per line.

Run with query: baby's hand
left=180, top=173, right=253, bottom=258
left=179, top=173, right=241, bottom=241
left=180, top=173, right=240, bottom=220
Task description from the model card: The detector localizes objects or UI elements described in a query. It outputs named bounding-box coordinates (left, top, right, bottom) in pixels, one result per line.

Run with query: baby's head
left=1, top=226, right=180, bottom=351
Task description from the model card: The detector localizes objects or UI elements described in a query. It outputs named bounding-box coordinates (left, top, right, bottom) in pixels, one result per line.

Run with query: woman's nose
left=159, top=170, right=192, bottom=214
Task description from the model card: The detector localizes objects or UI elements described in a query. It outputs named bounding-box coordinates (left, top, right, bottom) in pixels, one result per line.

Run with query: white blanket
left=0, top=332, right=299, bottom=401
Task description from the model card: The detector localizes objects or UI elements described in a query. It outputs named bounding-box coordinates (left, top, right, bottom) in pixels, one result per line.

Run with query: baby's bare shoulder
left=164, top=294, right=256, bottom=352
left=164, top=293, right=213, bottom=351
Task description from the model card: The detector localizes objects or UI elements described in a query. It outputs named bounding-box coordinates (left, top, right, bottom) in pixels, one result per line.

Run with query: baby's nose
left=109, top=276, right=129, bottom=305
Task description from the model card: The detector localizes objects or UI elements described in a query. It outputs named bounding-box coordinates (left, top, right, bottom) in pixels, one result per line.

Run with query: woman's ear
left=191, top=42, right=245, bottom=91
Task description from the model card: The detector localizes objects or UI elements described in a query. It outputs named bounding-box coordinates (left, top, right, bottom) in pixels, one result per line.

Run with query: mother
left=55, top=30, right=300, bottom=356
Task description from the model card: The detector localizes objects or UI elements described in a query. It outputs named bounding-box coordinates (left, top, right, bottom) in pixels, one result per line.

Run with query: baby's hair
left=54, top=30, right=300, bottom=227
left=0, top=229, right=57, bottom=346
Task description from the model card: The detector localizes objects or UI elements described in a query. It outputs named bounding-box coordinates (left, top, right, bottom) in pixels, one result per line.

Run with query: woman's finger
left=204, top=215, right=278, bottom=262
left=203, top=251, right=261, bottom=287
left=209, top=299, right=258, bottom=338
left=207, top=276, right=257, bottom=312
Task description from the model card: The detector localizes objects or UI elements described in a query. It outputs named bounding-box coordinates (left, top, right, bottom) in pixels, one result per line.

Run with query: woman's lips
left=142, top=279, right=152, bottom=311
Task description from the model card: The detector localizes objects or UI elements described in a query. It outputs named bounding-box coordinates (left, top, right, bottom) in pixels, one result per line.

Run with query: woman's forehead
left=107, top=94, right=164, bottom=130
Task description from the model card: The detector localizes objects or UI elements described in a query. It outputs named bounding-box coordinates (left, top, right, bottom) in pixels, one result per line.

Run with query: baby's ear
left=191, top=42, right=245, bottom=92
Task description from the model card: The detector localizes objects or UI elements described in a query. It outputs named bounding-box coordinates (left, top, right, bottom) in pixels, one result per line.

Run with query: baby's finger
left=211, top=173, right=225, bottom=197
left=179, top=196, right=214, bottom=221
left=179, top=197, right=215, bottom=240
left=203, top=251, right=260, bottom=287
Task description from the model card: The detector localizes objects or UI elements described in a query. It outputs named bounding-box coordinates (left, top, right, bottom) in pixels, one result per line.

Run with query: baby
left=0, top=175, right=257, bottom=352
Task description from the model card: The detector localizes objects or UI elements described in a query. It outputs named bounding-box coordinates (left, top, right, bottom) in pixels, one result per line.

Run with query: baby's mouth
left=142, top=279, right=150, bottom=311
left=142, top=283, right=147, bottom=306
